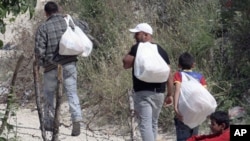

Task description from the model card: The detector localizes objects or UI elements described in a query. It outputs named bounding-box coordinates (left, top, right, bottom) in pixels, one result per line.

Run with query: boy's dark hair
left=44, top=1, right=59, bottom=15
left=210, top=111, right=230, bottom=129
left=178, top=52, right=194, bottom=70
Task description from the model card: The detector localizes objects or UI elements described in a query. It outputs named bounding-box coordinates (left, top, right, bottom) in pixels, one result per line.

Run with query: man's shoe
left=40, top=125, right=53, bottom=132
left=71, top=122, right=81, bottom=136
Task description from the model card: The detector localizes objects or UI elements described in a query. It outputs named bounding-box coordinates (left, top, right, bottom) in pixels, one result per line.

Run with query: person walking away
left=173, top=52, right=208, bottom=141
left=34, top=1, right=89, bottom=136
left=122, top=23, right=173, bottom=141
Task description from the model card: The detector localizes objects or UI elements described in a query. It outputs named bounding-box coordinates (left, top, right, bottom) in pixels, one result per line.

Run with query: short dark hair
left=44, top=1, right=59, bottom=15
left=178, top=52, right=194, bottom=69
left=210, top=111, right=230, bottom=129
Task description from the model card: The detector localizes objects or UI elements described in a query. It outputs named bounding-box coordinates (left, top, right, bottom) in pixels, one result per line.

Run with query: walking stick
left=33, top=60, right=47, bottom=141
left=0, top=55, right=24, bottom=135
left=52, top=64, right=63, bottom=141
left=127, top=89, right=136, bottom=141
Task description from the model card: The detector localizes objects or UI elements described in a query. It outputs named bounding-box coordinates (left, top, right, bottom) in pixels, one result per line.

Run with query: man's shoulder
left=38, top=14, right=66, bottom=30
left=152, top=42, right=162, bottom=48
left=128, top=43, right=139, bottom=56
left=37, top=22, right=47, bottom=32
left=134, top=42, right=140, bottom=46
left=131, top=42, right=140, bottom=49
left=45, top=14, right=65, bottom=24
left=154, top=43, right=166, bottom=52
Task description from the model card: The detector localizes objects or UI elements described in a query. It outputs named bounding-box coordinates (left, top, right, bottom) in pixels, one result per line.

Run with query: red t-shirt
left=187, top=128, right=230, bottom=141
left=173, top=71, right=207, bottom=86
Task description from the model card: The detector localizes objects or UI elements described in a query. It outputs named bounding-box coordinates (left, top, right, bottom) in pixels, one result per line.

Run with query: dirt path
left=1, top=102, right=126, bottom=141
left=0, top=101, right=176, bottom=141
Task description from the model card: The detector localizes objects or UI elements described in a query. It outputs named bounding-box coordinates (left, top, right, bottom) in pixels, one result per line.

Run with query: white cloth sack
left=134, top=42, right=170, bottom=83
left=178, top=72, right=217, bottom=128
left=59, top=14, right=93, bottom=57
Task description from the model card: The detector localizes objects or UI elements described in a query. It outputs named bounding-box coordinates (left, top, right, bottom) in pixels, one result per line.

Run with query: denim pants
left=174, top=117, right=199, bottom=141
left=43, top=62, right=82, bottom=126
left=133, top=91, right=164, bottom=141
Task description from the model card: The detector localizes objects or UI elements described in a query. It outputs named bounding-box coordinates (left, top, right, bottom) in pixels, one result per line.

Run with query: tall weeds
left=57, top=0, right=250, bottom=131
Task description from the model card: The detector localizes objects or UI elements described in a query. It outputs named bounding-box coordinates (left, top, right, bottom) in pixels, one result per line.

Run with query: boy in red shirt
left=187, top=111, right=230, bottom=141
left=173, top=52, right=207, bottom=141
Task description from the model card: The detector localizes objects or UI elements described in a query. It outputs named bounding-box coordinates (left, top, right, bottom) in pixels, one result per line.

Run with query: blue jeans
left=174, top=117, right=199, bottom=141
left=133, top=91, right=164, bottom=141
left=43, top=62, right=82, bottom=126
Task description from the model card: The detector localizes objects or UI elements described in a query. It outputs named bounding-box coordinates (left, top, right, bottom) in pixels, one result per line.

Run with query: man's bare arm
left=122, top=54, right=134, bottom=69
left=166, top=66, right=173, bottom=96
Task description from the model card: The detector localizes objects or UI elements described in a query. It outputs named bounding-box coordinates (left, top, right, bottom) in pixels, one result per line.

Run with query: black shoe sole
left=71, top=132, right=80, bottom=136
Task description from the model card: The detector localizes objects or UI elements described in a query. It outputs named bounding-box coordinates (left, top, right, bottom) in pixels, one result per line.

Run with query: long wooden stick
left=52, top=64, right=63, bottom=141
left=33, top=60, right=47, bottom=141
left=127, top=89, right=136, bottom=141
left=0, top=55, right=24, bottom=135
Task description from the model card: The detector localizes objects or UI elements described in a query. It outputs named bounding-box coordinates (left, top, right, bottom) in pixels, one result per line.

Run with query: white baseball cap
left=129, top=23, right=153, bottom=35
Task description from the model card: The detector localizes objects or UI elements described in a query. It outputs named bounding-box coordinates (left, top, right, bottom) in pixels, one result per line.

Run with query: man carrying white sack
left=35, top=1, right=89, bottom=136
left=122, top=23, right=173, bottom=141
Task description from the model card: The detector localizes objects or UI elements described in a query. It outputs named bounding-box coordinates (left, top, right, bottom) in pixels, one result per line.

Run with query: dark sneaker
left=71, top=122, right=81, bottom=136
left=40, top=125, right=53, bottom=132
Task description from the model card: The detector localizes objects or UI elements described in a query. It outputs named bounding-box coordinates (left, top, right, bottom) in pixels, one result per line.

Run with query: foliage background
left=0, top=0, right=36, bottom=47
